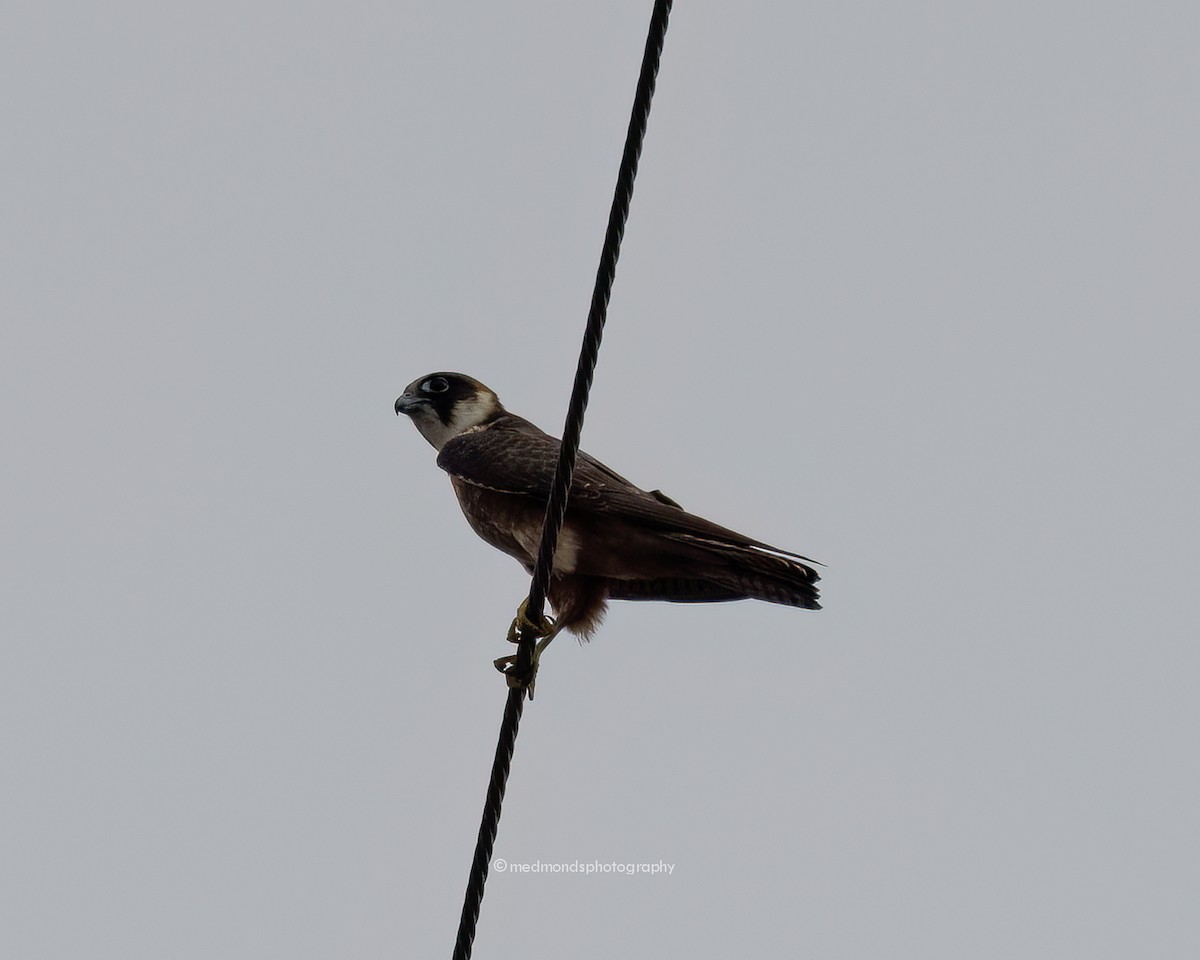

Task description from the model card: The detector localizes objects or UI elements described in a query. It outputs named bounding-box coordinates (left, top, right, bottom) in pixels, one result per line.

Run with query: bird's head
left=394, top=372, right=504, bottom=450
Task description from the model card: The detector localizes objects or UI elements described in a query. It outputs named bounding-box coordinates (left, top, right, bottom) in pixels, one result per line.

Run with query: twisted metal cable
left=526, top=0, right=673, bottom=626
left=450, top=3, right=673, bottom=959
left=452, top=687, right=524, bottom=960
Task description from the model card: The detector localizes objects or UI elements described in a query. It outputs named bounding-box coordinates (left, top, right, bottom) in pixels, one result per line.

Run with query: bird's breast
left=450, top=478, right=582, bottom=574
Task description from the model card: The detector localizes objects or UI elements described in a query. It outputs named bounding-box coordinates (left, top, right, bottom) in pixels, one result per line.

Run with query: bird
left=394, top=372, right=821, bottom=673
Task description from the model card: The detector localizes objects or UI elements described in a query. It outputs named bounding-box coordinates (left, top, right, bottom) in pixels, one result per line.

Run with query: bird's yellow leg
left=505, top=598, right=557, bottom=645
left=494, top=600, right=563, bottom=699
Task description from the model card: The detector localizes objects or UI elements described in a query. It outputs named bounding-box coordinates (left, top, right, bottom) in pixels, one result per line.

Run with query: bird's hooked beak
left=394, top=394, right=428, bottom=416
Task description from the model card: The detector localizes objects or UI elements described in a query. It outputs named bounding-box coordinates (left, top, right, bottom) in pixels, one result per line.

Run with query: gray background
left=4, top=2, right=1198, bottom=957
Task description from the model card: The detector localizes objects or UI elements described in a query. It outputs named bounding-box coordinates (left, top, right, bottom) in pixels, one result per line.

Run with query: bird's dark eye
left=424, top=377, right=450, bottom=394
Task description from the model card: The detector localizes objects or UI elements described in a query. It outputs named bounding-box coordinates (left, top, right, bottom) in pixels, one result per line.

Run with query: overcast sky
left=3, top=2, right=1198, bottom=958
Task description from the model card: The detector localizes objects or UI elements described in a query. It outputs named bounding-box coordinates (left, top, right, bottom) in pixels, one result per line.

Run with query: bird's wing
left=438, top=418, right=818, bottom=566
left=436, top=417, right=637, bottom=501
left=592, top=484, right=820, bottom=564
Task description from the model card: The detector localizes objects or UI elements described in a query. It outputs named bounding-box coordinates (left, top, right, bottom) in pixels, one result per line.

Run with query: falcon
left=394, top=372, right=821, bottom=665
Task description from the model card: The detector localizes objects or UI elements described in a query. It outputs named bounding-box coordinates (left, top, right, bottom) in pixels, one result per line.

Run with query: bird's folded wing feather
left=436, top=418, right=633, bottom=497
left=436, top=420, right=819, bottom=567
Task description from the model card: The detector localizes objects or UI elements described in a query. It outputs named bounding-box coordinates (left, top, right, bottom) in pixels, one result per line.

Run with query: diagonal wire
left=525, top=0, right=673, bottom=628
left=452, top=687, right=524, bottom=960
left=450, top=3, right=673, bottom=959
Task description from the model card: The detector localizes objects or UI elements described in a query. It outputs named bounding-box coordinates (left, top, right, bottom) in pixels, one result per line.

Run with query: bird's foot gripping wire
left=494, top=599, right=562, bottom=700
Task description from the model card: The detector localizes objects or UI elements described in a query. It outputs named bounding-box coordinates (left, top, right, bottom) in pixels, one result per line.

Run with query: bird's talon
left=495, top=601, right=566, bottom=698
left=506, top=599, right=557, bottom=644
left=493, top=651, right=540, bottom=700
